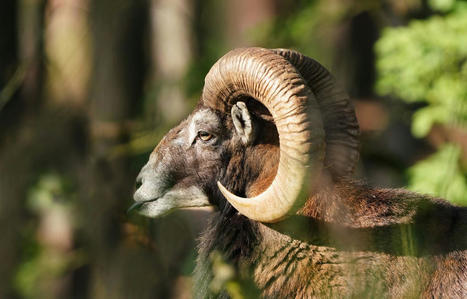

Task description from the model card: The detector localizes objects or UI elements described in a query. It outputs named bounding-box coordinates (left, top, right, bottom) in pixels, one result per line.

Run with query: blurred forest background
left=0, top=0, right=466, bottom=298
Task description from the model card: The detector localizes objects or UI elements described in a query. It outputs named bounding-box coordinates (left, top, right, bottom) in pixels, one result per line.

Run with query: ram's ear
left=231, top=101, right=255, bottom=145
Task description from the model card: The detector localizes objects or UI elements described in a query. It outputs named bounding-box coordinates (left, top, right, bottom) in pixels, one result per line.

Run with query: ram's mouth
left=127, top=199, right=158, bottom=214
left=129, top=186, right=212, bottom=218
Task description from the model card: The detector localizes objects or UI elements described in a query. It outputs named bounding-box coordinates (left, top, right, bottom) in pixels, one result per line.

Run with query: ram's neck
left=195, top=181, right=466, bottom=298
left=194, top=203, right=444, bottom=298
left=249, top=221, right=451, bottom=298
left=193, top=209, right=260, bottom=298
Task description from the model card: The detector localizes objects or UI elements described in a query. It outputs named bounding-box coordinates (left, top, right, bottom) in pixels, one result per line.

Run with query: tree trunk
left=82, top=1, right=172, bottom=298
left=0, top=1, right=47, bottom=297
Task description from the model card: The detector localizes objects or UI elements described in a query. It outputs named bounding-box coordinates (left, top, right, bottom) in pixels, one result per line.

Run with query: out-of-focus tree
left=225, top=0, right=276, bottom=48
left=45, top=0, right=91, bottom=105
left=0, top=0, right=19, bottom=117
left=376, top=0, right=467, bottom=205
left=0, top=0, right=48, bottom=297
left=83, top=1, right=168, bottom=298
left=149, top=0, right=194, bottom=125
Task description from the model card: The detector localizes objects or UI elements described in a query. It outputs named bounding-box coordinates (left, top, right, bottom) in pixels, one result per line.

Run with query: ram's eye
left=198, top=131, right=213, bottom=142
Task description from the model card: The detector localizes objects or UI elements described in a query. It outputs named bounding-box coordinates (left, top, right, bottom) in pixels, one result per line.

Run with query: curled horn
left=272, top=49, right=360, bottom=178
left=201, top=47, right=325, bottom=222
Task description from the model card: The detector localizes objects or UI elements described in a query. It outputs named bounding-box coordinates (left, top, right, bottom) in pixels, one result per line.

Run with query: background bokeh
left=1, top=0, right=466, bottom=298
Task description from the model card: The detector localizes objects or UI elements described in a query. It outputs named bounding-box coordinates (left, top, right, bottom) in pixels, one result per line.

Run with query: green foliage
left=429, top=0, right=456, bottom=12
left=209, top=251, right=260, bottom=299
left=252, top=2, right=322, bottom=55
left=15, top=173, right=78, bottom=298
left=376, top=4, right=467, bottom=137
left=408, top=144, right=467, bottom=205
left=376, top=2, right=467, bottom=204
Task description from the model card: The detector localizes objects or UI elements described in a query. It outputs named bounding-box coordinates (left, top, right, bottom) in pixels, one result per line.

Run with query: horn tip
left=217, top=181, right=231, bottom=199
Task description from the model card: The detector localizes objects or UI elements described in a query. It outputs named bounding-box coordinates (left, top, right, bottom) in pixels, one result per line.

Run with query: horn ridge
left=272, top=48, right=360, bottom=179
left=202, top=47, right=325, bottom=223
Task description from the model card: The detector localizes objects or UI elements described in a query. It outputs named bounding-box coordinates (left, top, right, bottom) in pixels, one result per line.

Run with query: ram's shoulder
left=301, top=181, right=464, bottom=229
left=364, top=186, right=464, bottom=225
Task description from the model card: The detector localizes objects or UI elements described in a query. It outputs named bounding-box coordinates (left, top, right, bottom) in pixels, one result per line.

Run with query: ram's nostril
left=135, top=177, right=143, bottom=190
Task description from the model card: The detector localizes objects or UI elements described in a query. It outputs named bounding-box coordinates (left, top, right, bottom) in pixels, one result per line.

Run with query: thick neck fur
left=203, top=178, right=466, bottom=257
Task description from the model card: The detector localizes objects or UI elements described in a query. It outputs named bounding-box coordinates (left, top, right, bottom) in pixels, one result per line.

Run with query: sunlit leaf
left=408, top=144, right=467, bottom=205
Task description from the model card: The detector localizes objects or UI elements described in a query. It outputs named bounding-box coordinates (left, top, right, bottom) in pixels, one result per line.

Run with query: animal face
left=131, top=47, right=359, bottom=222
left=133, top=107, right=235, bottom=217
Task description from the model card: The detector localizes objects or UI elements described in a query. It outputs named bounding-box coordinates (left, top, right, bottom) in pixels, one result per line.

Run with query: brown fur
left=196, top=175, right=467, bottom=298
left=193, top=115, right=466, bottom=298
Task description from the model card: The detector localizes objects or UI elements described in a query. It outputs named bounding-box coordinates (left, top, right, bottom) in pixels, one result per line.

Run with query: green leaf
left=411, top=105, right=449, bottom=137
left=408, top=144, right=467, bottom=205
left=429, top=0, right=455, bottom=12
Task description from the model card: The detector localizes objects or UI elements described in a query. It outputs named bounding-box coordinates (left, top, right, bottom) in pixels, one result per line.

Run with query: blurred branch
left=110, top=131, right=162, bottom=159
left=0, top=64, right=26, bottom=111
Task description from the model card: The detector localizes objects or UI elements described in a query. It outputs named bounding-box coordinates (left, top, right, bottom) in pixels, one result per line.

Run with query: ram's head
left=132, top=47, right=359, bottom=223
